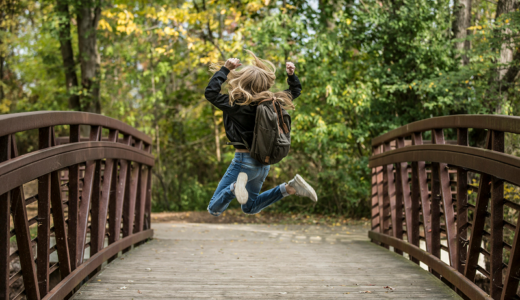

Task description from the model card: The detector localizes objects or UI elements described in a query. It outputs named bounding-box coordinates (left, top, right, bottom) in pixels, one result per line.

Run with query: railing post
left=109, top=135, right=131, bottom=252
left=37, top=127, right=52, bottom=296
left=490, top=130, right=504, bottom=299
left=91, top=129, right=118, bottom=258
left=430, top=131, right=442, bottom=266
left=432, top=129, right=458, bottom=270
left=383, top=142, right=401, bottom=254
left=10, top=135, right=40, bottom=300
left=0, top=135, right=11, bottom=300
left=396, top=137, right=419, bottom=264
left=411, top=132, right=432, bottom=253
left=68, top=125, right=80, bottom=271
left=464, top=131, right=493, bottom=282
left=457, top=128, right=468, bottom=274
left=122, top=139, right=142, bottom=252
left=371, top=145, right=381, bottom=233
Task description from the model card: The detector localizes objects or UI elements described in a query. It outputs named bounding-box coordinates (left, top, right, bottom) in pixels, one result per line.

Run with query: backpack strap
left=226, top=136, right=250, bottom=150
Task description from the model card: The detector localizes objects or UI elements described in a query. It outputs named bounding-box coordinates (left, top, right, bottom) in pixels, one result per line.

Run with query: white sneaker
left=235, top=172, right=249, bottom=204
left=288, top=174, right=318, bottom=202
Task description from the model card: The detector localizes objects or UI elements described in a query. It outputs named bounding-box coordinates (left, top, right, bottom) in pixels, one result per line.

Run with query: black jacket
left=204, top=66, right=302, bottom=150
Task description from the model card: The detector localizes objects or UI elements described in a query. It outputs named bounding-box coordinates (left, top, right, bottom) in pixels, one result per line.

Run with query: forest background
left=1, top=0, right=520, bottom=217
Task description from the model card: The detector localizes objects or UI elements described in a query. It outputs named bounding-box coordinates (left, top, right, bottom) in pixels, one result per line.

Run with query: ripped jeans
left=207, top=152, right=289, bottom=216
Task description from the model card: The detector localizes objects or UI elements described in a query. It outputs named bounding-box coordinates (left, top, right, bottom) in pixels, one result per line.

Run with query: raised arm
left=204, top=58, right=242, bottom=112
left=285, top=62, right=302, bottom=100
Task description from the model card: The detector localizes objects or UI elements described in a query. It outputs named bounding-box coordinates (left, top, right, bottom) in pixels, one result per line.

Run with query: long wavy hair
left=209, top=50, right=295, bottom=110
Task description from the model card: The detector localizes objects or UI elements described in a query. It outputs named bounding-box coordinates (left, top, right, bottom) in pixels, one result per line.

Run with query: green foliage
left=2, top=0, right=520, bottom=217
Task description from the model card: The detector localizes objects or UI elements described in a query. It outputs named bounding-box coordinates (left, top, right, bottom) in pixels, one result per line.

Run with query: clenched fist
left=225, top=58, right=242, bottom=70
left=286, top=62, right=296, bottom=75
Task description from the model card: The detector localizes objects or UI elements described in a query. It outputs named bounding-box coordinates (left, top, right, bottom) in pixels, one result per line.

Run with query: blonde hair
left=209, top=50, right=295, bottom=110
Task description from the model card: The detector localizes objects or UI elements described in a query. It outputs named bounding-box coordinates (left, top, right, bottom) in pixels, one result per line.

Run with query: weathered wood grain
left=73, top=223, right=461, bottom=299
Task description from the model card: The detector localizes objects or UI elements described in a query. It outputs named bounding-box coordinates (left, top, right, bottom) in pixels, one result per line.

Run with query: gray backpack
left=231, top=99, right=292, bottom=165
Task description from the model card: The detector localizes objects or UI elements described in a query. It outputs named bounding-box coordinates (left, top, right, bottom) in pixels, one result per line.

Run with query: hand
left=286, top=62, right=296, bottom=75
left=224, top=58, right=242, bottom=70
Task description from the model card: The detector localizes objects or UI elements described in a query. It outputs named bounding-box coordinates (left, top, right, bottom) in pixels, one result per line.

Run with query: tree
left=76, top=0, right=102, bottom=113
left=55, top=0, right=80, bottom=110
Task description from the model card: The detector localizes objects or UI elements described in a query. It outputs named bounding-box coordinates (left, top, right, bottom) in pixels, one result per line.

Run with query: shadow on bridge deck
left=72, top=223, right=460, bottom=299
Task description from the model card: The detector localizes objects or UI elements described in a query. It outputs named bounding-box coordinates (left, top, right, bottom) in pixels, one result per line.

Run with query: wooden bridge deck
left=72, top=223, right=461, bottom=299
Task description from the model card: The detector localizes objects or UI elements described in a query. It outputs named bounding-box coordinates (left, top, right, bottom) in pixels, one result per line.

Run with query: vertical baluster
left=433, top=129, right=458, bottom=269
left=109, top=135, right=131, bottom=249
left=457, top=128, right=469, bottom=274
left=135, top=165, right=149, bottom=233
left=91, top=129, right=118, bottom=258
left=77, top=126, right=102, bottom=265
left=144, top=167, right=153, bottom=230
left=0, top=135, right=11, bottom=300
left=464, top=131, right=492, bottom=282
left=49, top=128, right=71, bottom=283
left=37, top=127, right=52, bottom=296
left=383, top=142, right=401, bottom=254
left=68, top=125, right=80, bottom=271
left=10, top=135, right=40, bottom=300
left=430, top=131, right=441, bottom=265
left=122, top=140, right=142, bottom=252
left=396, top=137, right=419, bottom=264
left=412, top=132, right=432, bottom=253
left=376, top=144, right=388, bottom=248
left=502, top=200, right=520, bottom=298
left=490, top=130, right=504, bottom=299
left=371, top=146, right=381, bottom=232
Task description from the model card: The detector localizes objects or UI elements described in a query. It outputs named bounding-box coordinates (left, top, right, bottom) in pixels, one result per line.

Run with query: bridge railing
left=1, top=111, right=155, bottom=300
left=369, top=115, right=520, bottom=300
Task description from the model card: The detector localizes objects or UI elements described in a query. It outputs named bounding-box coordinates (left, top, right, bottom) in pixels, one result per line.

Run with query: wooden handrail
left=370, top=115, right=520, bottom=300
left=1, top=112, right=154, bottom=300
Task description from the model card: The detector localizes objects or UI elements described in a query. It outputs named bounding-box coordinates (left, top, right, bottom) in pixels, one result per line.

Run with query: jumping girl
left=205, top=50, right=318, bottom=216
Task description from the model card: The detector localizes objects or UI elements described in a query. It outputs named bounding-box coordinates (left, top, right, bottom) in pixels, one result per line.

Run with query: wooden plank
left=68, top=125, right=81, bottom=271
left=490, top=130, right=504, bottom=300
left=383, top=142, right=401, bottom=254
left=432, top=129, right=457, bottom=269
left=464, top=132, right=492, bottom=282
left=411, top=133, right=432, bottom=253
left=77, top=126, right=102, bottom=265
left=396, top=137, right=419, bottom=264
left=0, top=135, right=11, bottom=300
left=457, top=128, right=468, bottom=274
left=37, top=127, right=52, bottom=296
left=10, top=135, right=40, bottom=300
left=73, top=224, right=462, bottom=300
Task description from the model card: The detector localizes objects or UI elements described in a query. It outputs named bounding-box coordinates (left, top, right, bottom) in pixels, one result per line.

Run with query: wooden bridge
left=2, top=112, right=520, bottom=299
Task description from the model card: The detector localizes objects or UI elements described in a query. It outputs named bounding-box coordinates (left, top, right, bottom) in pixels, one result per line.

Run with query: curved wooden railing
left=1, top=111, right=155, bottom=300
left=369, top=114, right=520, bottom=300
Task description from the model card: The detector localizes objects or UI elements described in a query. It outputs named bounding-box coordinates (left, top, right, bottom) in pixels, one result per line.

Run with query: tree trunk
left=495, top=0, right=517, bottom=80
left=452, top=0, right=471, bottom=65
left=56, top=0, right=80, bottom=110
left=77, top=1, right=102, bottom=113
left=493, top=0, right=518, bottom=113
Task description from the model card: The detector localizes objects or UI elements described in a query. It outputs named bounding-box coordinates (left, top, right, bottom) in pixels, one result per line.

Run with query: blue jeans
left=207, top=152, right=289, bottom=216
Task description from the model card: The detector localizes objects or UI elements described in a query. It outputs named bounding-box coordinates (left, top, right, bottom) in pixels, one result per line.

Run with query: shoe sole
left=235, top=172, right=249, bottom=205
left=295, top=174, right=318, bottom=202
